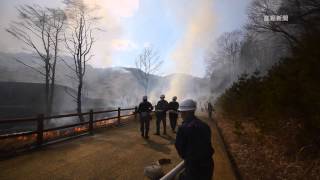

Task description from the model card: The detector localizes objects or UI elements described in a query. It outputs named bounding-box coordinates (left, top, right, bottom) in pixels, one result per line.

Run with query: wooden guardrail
left=0, top=106, right=138, bottom=147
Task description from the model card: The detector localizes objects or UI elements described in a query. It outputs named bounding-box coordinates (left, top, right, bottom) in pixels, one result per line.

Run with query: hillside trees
left=211, top=0, right=320, bottom=150
left=7, top=5, right=66, bottom=117
left=7, top=1, right=100, bottom=122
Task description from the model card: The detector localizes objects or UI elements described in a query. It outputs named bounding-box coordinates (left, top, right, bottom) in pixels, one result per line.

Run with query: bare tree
left=135, top=47, right=163, bottom=96
left=212, top=31, right=242, bottom=79
left=64, top=0, right=96, bottom=122
left=6, top=5, right=66, bottom=117
left=246, top=0, right=311, bottom=47
left=246, top=0, right=320, bottom=59
left=48, top=8, right=67, bottom=115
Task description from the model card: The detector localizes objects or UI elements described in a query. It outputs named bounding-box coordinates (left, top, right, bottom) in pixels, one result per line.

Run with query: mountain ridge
left=0, top=52, right=210, bottom=106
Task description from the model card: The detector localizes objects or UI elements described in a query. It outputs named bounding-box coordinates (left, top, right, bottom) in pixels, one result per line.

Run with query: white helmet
left=178, top=99, right=197, bottom=112
left=143, top=96, right=148, bottom=101
left=160, top=94, right=165, bottom=99
left=172, top=96, right=177, bottom=101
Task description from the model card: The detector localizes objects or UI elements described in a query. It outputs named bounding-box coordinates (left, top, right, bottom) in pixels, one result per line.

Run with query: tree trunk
left=77, top=75, right=84, bottom=122
left=44, top=60, right=51, bottom=127
left=49, top=67, right=56, bottom=117
left=49, top=35, right=58, bottom=119
left=45, top=60, right=51, bottom=115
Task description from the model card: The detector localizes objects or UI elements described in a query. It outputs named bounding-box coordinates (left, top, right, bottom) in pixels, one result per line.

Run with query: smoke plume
left=164, top=0, right=216, bottom=100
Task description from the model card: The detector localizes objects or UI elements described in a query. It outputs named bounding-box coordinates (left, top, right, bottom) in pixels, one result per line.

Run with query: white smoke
left=163, top=0, right=216, bottom=100
left=80, top=0, right=140, bottom=68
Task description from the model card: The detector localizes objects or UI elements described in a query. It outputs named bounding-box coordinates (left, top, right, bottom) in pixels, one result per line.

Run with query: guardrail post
left=89, top=109, right=94, bottom=135
left=134, top=106, right=138, bottom=120
left=117, top=107, right=121, bottom=125
left=37, top=114, right=44, bottom=146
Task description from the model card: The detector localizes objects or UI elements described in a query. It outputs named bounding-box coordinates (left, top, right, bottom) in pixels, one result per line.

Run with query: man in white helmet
left=155, top=94, right=169, bottom=135
left=175, top=99, right=214, bottom=180
left=137, top=96, right=153, bottom=139
left=168, top=96, right=179, bottom=133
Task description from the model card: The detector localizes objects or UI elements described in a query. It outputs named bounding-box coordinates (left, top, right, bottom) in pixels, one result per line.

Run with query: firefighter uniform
left=138, top=99, right=153, bottom=138
left=168, top=100, right=179, bottom=132
left=208, top=102, right=213, bottom=119
left=155, top=98, right=168, bottom=135
left=175, top=111, right=214, bottom=180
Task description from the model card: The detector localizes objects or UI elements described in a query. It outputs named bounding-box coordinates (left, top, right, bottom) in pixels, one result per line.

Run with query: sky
left=0, top=0, right=251, bottom=77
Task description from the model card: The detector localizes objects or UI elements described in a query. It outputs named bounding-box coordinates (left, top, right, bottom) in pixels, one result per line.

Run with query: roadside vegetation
left=207, top=0, right=320, bottom=179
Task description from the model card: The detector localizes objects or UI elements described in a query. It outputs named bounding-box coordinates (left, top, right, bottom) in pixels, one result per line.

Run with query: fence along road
left=0, top=107, right=137, bottom=150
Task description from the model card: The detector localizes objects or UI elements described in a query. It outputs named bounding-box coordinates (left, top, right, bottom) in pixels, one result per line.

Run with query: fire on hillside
left=0, top=118, right=119, bottom=153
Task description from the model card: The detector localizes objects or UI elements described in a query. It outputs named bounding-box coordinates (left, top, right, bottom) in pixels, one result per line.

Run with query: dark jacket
left=175, top=115, right=214, bottom=161
left=138, top=101, right=153, bottom=113
left=208, top=103, right=213, bottom=111
left=168, top=101, right=179, bottom=112
left=155, top=99, right=168, bottom=112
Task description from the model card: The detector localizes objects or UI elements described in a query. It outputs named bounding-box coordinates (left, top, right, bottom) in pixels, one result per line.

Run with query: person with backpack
left=155, top=94, right=169, bottom=135
left=138, top=96, right=153, bottom=139
left=168, top=96, right=179, bottom=133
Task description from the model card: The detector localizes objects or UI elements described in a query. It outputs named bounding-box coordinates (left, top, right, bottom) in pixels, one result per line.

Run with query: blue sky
left=110, top=0, right=180, bottom=75
left=0, top=0, right=251, bottom=77
left=107, top=0, right=252, bottom=77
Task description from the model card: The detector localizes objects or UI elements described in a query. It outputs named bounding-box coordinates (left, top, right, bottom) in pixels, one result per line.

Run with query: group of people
left=137, top=95, right=214, bottom=180
left=137, top=94, right=179, bottom=139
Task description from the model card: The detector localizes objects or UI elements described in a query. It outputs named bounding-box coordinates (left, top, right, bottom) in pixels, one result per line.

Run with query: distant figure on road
left=168, top=96, right=179, bottom=133
left=155, top=94, right=168, bottom=135
left=138, top=96, right=153, bottom=139
left=175, top=99, right=214, bottom=180
left=207, top=102, right=214, bottom=119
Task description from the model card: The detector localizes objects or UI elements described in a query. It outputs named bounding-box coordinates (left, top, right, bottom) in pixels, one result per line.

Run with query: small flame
left=74, top=126, right=87, bottom=133
left=6, top=118, right=120, bottom=147
left=95, top=119, right=117, bottom=128
left=17, top=136, right=29, bottom=141
left=44, top=131, right=61, bottom=140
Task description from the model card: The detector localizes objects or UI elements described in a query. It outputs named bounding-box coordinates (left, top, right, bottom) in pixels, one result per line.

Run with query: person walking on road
left=155, top=94, right=168, bottom=135
left=138, top=96, right=153, bottom=139
left=175, top=99, right=214, bottom=180
left=207, top=102, right=214, bottom=119
left=168, top=96, right=179, bottom=133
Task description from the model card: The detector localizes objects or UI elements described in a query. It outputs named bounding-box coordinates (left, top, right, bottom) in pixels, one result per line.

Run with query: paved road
left=0, top=115, right=236, bottom=180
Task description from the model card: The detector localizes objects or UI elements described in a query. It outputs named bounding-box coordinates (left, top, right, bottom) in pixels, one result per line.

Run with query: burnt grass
left=215, top=114, right=320, bottom=180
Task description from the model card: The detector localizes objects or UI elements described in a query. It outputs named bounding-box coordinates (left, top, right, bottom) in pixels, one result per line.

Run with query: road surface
left=0, top=115, right=236, bottom=180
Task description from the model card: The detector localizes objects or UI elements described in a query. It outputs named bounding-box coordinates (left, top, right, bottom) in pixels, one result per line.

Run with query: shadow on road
left=143, top=138, right=171, bottom=155
left=159, top=134, right=176, bottom=145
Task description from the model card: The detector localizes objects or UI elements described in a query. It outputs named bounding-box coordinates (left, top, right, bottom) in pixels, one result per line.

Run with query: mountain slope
left=0, top=52, right=211, bottom=117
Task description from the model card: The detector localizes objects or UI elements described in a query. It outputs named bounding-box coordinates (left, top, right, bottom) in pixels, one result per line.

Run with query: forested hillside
left=206, top=0, right=320, bottom=179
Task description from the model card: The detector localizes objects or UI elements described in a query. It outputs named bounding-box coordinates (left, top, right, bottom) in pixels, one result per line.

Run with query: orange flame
left=9, top=119, right=119, bottom=144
